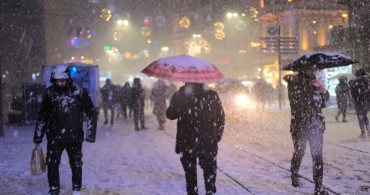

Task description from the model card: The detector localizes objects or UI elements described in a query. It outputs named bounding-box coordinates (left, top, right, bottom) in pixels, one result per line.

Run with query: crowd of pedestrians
left=33, top=65, right=370, bottom=195
left=98, top=78, right=179, bottom=131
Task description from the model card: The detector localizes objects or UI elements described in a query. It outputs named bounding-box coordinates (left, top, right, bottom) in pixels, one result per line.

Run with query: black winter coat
left=101, top=84, right=116, bottom=103
left=284, top=74, right=329, bottom=135
left=131, top=86, right=145, bottom=110
left=166, top=84, right=225, bottom=157
left=350, top=76, right=370, bottom=105
left=34, top=84, right=97, bottom=144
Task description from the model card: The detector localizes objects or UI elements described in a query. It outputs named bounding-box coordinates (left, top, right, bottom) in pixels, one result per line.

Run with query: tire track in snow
left=325, top=141, right=370, bottom=154
left=229, top=144, right=341, bottom=195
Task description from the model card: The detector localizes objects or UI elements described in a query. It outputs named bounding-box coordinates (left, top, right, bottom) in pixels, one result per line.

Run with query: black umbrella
left=282, top=52, right=358, bottom=71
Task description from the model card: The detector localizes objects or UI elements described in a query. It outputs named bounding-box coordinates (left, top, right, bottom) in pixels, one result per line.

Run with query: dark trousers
left=103, top=102, right=115, bottom=123
left=355, top=103, right=369, bottom=135
left=336, top=101, right=348, bottom=120
left=120, top=102, right=131, bottom=118
left=133, top=104, right=145, bottom=128
left=180, top=153, right=217, bottom=195
left=156, top=113, right=166, bottom=129
left=291, top=131, right=324, bottom=189
left=46, top=142, right=83, bottom=193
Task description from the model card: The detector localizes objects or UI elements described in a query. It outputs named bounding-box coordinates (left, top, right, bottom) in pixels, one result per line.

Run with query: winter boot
left=103, top=119, right=108, bottom=124
left=359, top=128, right=366, bottom=138
left=335, top=115, right=339, bottom=122
left=291, top=176, right=302, bottom=188
left=47, top=190, right=60, bottom=195
left=342, top=118, right=347, bottom=122
left=314, top=186, right=329, bottom=195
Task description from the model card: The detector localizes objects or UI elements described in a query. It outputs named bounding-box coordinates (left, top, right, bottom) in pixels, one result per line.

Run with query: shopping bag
left=30, top=144, right=47, bottom=175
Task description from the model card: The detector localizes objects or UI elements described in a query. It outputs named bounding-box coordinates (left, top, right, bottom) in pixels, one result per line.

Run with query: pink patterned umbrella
left=141, top=54, right=224, bottom=83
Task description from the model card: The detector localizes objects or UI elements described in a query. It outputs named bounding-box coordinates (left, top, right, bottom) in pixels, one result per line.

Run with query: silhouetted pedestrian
left=349, top=69, right=370, bottom=138
left=33, top=65, right=97, bottom=195
left=284, top=64, right=329, bottom=195
left=335, top=76, right=350, bottom=122
left=166, top=82, right=225, bottom=195
left=131, top=78, right=147, bottom=130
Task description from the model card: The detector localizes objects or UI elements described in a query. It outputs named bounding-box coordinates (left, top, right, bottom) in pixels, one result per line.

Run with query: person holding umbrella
left=142, top=54, right=225, bottom=195
left=166, top=82, right=225, bottom=195
left=283, top=52, right=357, bottom=195
left=283, top=64, right=329, bottom=195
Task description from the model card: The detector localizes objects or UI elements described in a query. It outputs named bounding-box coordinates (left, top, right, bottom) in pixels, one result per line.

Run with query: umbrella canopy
left=282, top=52, right=358, bottom=71
left=141, top=54, right=224, bottom=83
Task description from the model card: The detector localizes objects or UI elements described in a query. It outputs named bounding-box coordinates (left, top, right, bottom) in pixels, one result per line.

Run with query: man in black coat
left=349, top=68, right=370, bottom=138
left=33, top=65, right=97, bottom=195
left=284, top=65, right=329, bottom=195
left=166, top=82, right=225, bottom=195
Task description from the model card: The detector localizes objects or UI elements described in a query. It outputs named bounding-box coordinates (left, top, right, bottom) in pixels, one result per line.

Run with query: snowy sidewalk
left=0, top=107, right=369, bottom=195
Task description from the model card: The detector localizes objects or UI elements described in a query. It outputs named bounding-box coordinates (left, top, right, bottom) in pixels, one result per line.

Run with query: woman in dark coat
left=335, top=76, right=351, bottom=122
left=284, top=65, right=329, bottom=195
left=166, top=82, right=225, bottom=195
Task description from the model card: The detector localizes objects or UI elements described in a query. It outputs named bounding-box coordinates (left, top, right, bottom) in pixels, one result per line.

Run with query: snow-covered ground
left=0, top=104, right=369, bottom=195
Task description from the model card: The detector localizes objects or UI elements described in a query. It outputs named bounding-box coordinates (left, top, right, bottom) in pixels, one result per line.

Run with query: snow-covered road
left=0, top=106, right=369, bottom=195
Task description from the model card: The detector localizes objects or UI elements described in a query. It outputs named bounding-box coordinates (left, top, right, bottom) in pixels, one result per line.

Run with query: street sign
left=260, top=37, right=299, bottom=54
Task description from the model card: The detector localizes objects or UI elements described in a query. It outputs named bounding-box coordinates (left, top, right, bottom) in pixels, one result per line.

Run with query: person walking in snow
left=131, top=78, right=147, bottom=130
left=284, top=64, right=329, bottom=195
left=33, top=65, right=97, bottom=195
left=150, top=80, right=168, bottom=130
left=335, top=76, right=351, bottom=122
left=349, top=68, right=370, bottom=138
left=100, top=78, right=116, bottom=124
left=252, top=79, right=267, bottom=111
left=166, top=82, right=225, bottom=195
left=120, top=82, right=133, bottom=119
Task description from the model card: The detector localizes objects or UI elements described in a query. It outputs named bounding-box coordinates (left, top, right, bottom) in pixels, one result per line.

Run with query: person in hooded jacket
left=349, top=68, right=370, bottom=138
left=33, top=65, right=97, bottom=195
left=120, top=82, right=132, bottom=119
left=131, top=78, right=147, bottom=130
left=283, top=64, right=329, bottom=195
left=335, top=76, right=351, bottom=122
left=150, top=79, right=168, bottom=130
left=166, top=82, right=225, bottom=195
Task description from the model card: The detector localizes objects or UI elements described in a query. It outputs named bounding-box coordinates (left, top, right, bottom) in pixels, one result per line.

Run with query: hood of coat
left=182, top=82, right=208, bottom=95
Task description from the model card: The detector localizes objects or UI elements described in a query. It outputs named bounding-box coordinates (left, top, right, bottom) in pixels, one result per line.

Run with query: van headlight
left=235, top=94, right=249, bottom=107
